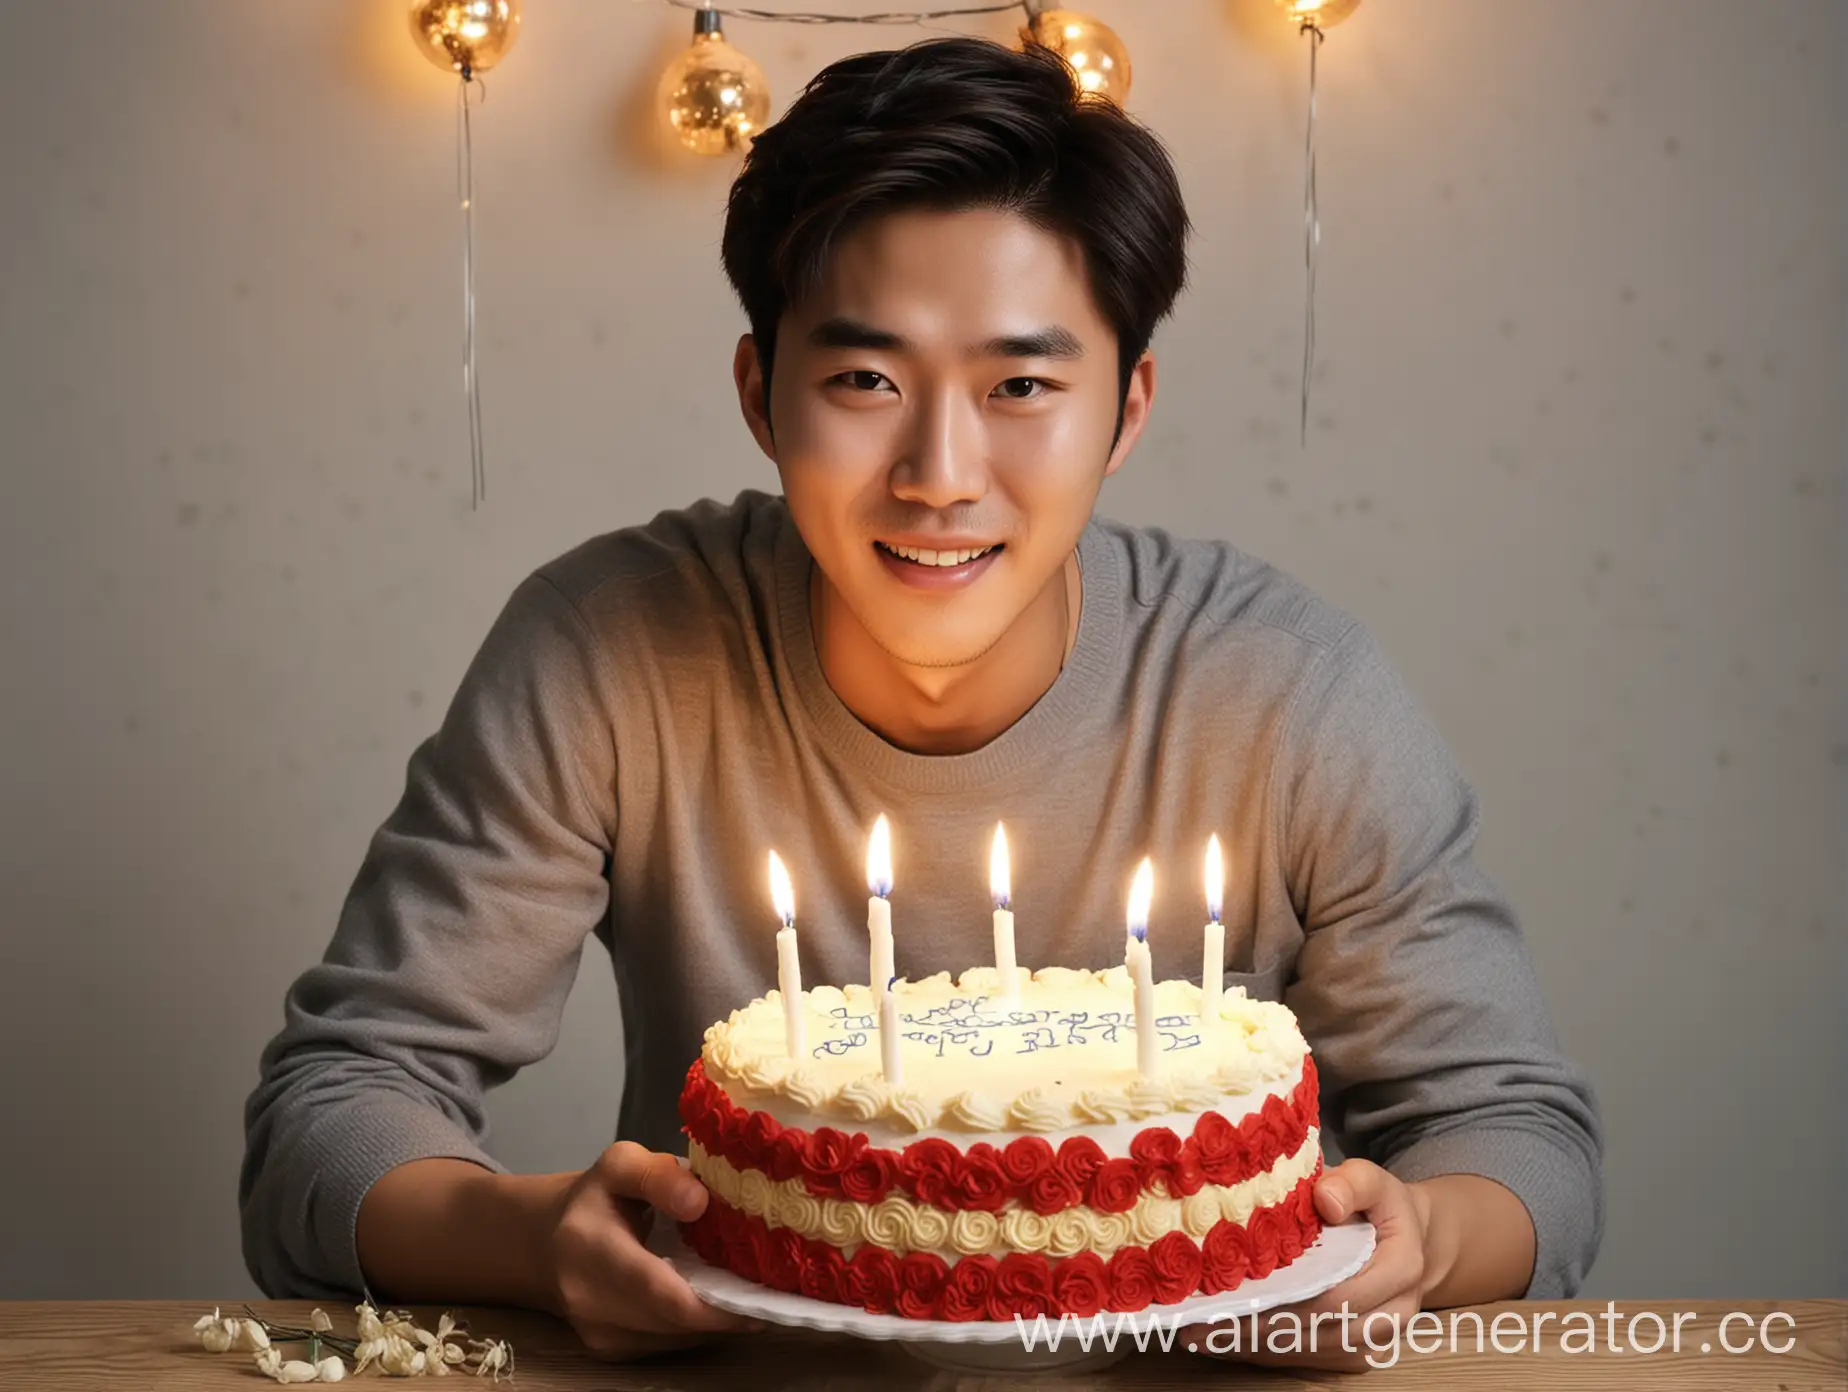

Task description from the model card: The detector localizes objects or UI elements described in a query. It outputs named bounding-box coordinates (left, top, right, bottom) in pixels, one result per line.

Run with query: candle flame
left=989, top=823, right=1011, bottom=908
left=1126, top=856, right=1154, bottom=939
left=767, top=850, right=794, bottom=927
left=866, top=813, right=893, bottom=898
left=1205, top=834, right=1224, bottom=923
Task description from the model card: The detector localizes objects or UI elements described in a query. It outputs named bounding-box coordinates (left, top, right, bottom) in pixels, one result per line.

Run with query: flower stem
left=238, top=1305, right=358, bottom=1356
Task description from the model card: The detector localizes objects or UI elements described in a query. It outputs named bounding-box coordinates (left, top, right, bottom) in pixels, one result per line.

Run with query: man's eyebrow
left=805, top=317, right=1088, bottom=361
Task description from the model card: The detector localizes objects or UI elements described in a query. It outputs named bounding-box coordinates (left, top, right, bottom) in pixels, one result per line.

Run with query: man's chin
left=823, top=567, right=1024, bottom=671
left=861, top=622, right=1012, bottom=673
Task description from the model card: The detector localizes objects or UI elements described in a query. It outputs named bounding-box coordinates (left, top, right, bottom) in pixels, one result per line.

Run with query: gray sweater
left=240, top=490, right=1603, bottom=1302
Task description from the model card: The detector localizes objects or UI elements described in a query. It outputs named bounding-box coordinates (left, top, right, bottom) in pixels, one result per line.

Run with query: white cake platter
left=652, top=1218, right=1376, bottom=1373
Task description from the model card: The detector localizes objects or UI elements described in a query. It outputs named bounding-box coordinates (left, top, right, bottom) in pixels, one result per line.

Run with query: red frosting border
left=679, top=1054, right=1319, bottom=1214
left=680, top=1165, right=1325, bottom=1319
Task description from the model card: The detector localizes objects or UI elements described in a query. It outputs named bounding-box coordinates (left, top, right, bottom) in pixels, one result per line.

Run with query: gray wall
left=0, top=0, right=1840, bottom=1301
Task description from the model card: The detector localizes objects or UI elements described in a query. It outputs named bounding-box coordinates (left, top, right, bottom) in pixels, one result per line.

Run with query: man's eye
left=829, top=373, right=1048, bottom=398
left=994, top=378, right=1048, bottom=400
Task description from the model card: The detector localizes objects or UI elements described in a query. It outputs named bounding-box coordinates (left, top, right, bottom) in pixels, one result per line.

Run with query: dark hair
left=720, top=35, right=1192, bottom=444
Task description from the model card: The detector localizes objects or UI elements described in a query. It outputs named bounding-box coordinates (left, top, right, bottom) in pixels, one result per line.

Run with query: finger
left=1314, top=1158, right=1390, bottom=1225
left=1337, top=1177, right=1427, bottom=1306
left=1267, top=1218, right=1425, bottom=1324
left=1182, top=1176, right=1410, bottom=1345
left=621, top=1200, right=656, bottom=1246
left=559, top=1179, right=754, bottom=1337
left=1252, top=1261, right=1416, bottom=1343
left=629, top=1247, right=759, bottom=1333
left=1270, top=1233, right=1423, bottom=1324
left=573, top=1229, right=757, bottom=1336
left=1317, top=1238, right=1424, bottom=1318
left=598, top=1142, right=712, bottom=1222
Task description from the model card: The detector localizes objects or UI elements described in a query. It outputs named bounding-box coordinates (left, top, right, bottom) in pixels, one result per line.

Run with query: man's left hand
left=1179, top=1158, right=1434, bottom=1371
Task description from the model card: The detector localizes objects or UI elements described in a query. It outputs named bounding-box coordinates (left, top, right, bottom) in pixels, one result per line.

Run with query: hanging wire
left=458, top=71, right=487, bottom=509
left=1298, top=21, right=1324, bottom=446
left=644, top=0, right=1030, bottom=25
left=443, top=1, right=1038, bottom=511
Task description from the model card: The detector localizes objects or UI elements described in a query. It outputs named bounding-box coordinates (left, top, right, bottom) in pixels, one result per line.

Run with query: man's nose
left=888, top=389, right=989, bottom=509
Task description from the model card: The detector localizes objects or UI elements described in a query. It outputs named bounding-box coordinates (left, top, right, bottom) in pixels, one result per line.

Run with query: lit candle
left=879, top=974, right=903, bottom=1085
left=1202, top=834, right=1225, bottom=1031
left=867, top=814, right=895, bottom=1006
left=1126, top=856, right=1157, bottom=1076
left=767, top=850, right=804, bottom=1058
left=989, top=823, right=1019, bottom=1001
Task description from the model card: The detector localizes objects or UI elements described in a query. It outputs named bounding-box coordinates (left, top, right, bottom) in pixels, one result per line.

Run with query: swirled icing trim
left=700, top=968, right=1308, bottom=1135
left=679, top=1166, right=1325, bottom=1320
left=688, top=1127, right=1321, bottom=1258
left=677, top=1055, right=1320, bottom=1213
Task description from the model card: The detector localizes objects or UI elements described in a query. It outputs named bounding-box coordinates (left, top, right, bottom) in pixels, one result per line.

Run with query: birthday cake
left=678, top=966, right=1323, bottom=1320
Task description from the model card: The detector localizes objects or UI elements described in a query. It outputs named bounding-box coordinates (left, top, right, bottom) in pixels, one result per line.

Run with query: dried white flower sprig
left=192, top=1307, right=271, bottom=1354
left=191, top=1301, right=514, bottom=1382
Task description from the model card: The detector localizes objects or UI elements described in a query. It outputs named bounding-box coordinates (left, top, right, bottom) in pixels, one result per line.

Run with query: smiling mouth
left=874, top=541, right=1003, bottom=568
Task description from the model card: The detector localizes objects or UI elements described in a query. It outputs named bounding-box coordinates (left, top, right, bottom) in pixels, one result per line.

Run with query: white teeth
left=881, top=542, right=994, bottom=567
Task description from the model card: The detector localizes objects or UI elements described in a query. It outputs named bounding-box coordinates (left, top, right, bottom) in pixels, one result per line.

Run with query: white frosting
left=737, top=1078, right=1303, bottom=1153
left=702, top=965, right=1310, bottom=1139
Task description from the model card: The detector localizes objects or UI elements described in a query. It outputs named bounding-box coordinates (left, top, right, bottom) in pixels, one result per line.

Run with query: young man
left=241, top=37, right=1602, bottom=1368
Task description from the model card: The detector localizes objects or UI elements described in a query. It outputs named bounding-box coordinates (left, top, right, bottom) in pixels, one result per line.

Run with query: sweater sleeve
left=239, top=572, right=618, bottom=1299
left=1275, top=621, right=1604, bottom=1299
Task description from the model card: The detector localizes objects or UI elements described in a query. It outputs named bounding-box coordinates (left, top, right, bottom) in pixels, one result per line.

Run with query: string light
left=1275, top=0, right=1362, bottom=444
left=404, top=2, right=1360, bottom=505
left=637, top=1, right=1357, bottom=457
left=409, top=0, right=523, bottom=77
left=659, top=4, right=773, bottom=155
left=408, top=1, right=524, bottom=509
left=1275, top=0, right=1361, bottom=30
left=1020, top=3, right=1131, bottom=105
left=644, top=0, right=1028, bottom=27
left=640, top=1, right=1131, bottom=145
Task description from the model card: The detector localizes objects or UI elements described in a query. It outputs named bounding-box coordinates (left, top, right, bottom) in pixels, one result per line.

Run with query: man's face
left=734, top=207, right=1153, bottom=671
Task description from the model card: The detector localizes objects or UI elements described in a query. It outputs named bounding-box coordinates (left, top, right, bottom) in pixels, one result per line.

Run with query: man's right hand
left=538, top=1141, right=759, bottom=1356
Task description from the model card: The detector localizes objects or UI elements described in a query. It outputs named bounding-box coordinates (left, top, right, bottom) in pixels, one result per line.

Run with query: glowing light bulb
left=1274, top=0, right=1363, bottom=31
left=659, top=9, right=771, bottom=157
left=408, top=0, right=522, bottom=77
left=1021, top=9, right=1132, bottom=106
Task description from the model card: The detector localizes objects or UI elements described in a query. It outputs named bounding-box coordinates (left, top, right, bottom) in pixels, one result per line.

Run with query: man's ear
left=1103, top=352, right=1157, bottom=479
left=733, top=333, right=776, bottom=460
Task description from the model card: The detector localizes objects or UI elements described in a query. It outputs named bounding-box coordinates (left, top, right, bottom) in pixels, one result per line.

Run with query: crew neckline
left=773, top=505, right=1124, bottom=794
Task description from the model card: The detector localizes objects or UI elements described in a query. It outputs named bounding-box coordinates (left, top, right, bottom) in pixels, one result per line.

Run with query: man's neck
left=811, top=552, right=1083, bottom=756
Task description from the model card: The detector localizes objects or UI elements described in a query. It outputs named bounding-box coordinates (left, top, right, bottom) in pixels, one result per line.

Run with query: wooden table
left=1, top=1299, right=1841, bottom=1389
